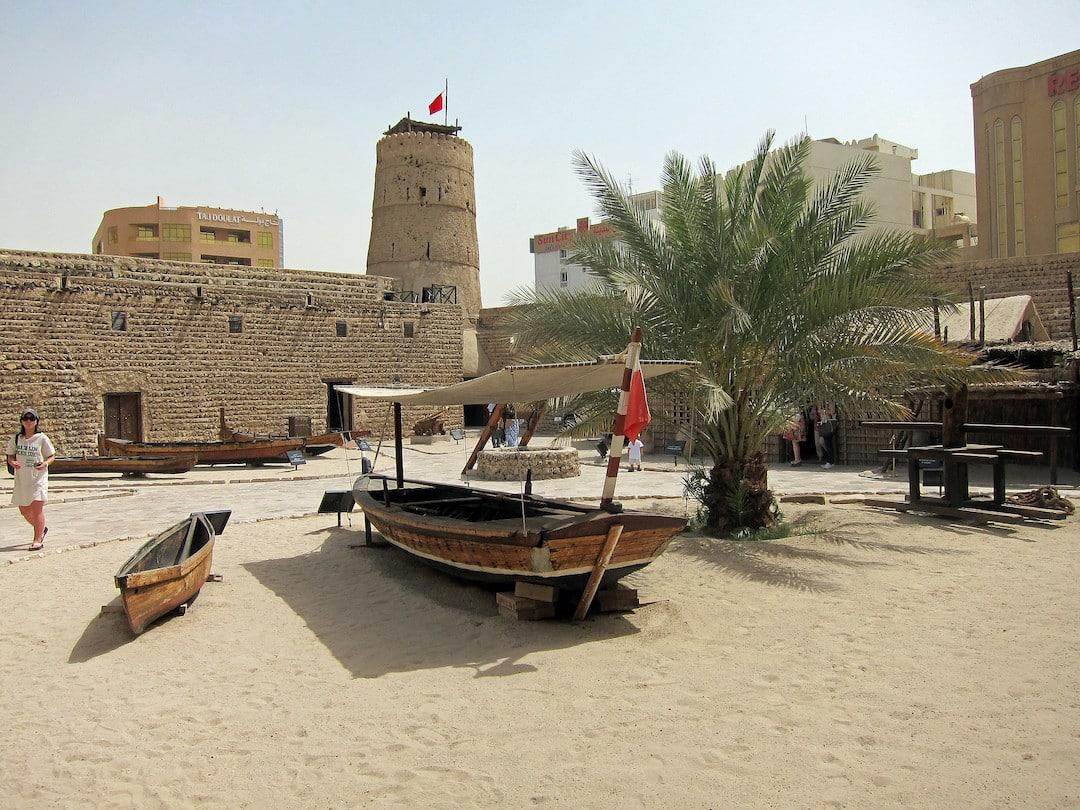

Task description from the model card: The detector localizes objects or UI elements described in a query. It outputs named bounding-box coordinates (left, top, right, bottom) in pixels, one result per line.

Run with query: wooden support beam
left=1068, top=270, right=1078, bottom=353
left=518, top=403, right=547, bottom=448
left=941, top=386, right=968, bottom=448
left=967, top=280, right=976, bottom=342
left=462, top=404, right=504, bottom=475
left=978, top=286, right=986, bottom=347
left=393, top=403, right=404, bottom=488
left=573, top=523, right=624, bottom=621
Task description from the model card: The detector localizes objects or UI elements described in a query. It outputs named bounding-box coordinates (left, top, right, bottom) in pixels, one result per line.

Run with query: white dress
left=6, top=432, right=55, bottom=506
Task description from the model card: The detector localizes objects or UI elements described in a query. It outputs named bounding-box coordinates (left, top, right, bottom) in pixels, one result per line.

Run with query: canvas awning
left=937, top=295, right=1049, bottom=343
left=335, top=359, right=697, bottom=406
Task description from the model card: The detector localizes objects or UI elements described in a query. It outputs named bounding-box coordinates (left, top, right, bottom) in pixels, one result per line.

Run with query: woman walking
left=5, top=408, right=55, bottom=550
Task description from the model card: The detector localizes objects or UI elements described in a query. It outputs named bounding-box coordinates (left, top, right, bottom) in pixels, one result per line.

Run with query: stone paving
left=2, top=435, right=1075, bottom=564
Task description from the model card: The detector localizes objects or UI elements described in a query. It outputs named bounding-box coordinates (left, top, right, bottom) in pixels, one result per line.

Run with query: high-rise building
left=93, top=198, right=283, bottom=267
left=532, top=138, right=974, bottom=292
left=971, top=49, right=1080, bottom=257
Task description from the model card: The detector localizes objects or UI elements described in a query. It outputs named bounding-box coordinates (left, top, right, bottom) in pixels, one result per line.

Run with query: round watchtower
left=366, top=118, right=482, bottom=318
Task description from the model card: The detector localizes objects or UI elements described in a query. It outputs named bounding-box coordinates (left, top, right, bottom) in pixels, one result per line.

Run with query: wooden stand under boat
left=353, top=476, right=684, bottom=589
left=114, top=510, right=230, bottom=634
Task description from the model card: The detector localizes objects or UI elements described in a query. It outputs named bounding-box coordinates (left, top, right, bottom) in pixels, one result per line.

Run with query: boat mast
left=599, top=326, right=641, bottom=511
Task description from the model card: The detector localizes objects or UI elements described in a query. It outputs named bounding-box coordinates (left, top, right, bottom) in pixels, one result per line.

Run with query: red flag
left=428, top=93, right=444, bottom=115
left=623, top=367, right=651, bottom=442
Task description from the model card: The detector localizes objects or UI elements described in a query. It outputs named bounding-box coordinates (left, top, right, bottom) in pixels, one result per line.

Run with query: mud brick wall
left=931, top=253, right=1080, bottom=340
left=476, top=305, right=520, bottom=372
left=0, top=250, right=464, bottom=455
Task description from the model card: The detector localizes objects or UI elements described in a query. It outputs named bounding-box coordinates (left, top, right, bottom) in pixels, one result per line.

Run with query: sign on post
left=665, top=440, right=686, bottom=466
left=286, top=449, right=306, bottom=470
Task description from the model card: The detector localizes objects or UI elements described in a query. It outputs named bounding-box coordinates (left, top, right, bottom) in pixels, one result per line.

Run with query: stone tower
left=366, top=118, right=482, bottom=320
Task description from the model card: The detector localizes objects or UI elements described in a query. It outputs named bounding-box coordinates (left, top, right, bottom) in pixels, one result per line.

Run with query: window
left=135, top=224, right=157, bottom=241
left=994, top=119, right=1006, bottom=258
left=1012, top=116, right=1025, bottom=256
left=257, top=231, right=273, bottom=248
left=228, top=315, right=243, bottom=334
left=559, top=249, right=567, bottom=259
left=256, top=259, right=274, bottom=268
left=1057, top=222, right=1080, bottom=253
left=200, top=228, right=216, bottom=242
left=336, top=321, right=347, bottom=337
left=226, top=230, right=250, bottom=243
left=95, top=241, right=102, bottom=254
left=935, top=207, right=948, bottom=218
left=162, top=252, right=192, bottom=261
left=108, top=226, right=118, bottom=244
left=560, top=270, right=568, bottom=283
left=1053, top=101, right=1068, bottom=208
left=403, top=322, right=415, bottom=338
left=161, top=224, right=191, bottom=242
left=419, top=186, right=427, bottom=199
left=111, top=311, right=128, bottom=331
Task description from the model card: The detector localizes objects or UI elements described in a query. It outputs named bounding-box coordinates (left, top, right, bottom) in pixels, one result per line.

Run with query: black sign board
left=665, top=440, right=686, bottom=466
left=286, top=449, right=307, bottom=469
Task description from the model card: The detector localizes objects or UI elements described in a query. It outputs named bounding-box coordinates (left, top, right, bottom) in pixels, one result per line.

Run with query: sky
left=1, top=0, right=1078, bottom=306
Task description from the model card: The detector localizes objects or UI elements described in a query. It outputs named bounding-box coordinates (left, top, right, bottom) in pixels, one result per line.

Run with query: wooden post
left=519, top=403, right=547, bottom=448
left=573, top=523, right=624, bottom=621
left=1068, top=270, right=1078, bottom=352
left=462, top=404, right=504, bottom=474
left=932, top=300, right=940, bottom=338
left=1049, top=400, right=1059, bottom=485
left=967, top=281, right=976, bottom=342
left=978, top=286, right=986, bottom=347
left=908, top=455, right=921, bottom=504
left=393, top=403, right=404, bottom=488
left=941, top=385, right=968, bottom=448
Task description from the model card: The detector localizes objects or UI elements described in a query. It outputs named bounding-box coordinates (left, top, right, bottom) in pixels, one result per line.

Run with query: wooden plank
left=496, top=591, right=555, bottom=620
left=514, top=581, right=559, bottom=603
left=596, top=585, right=640, bottom=613
left=518, top=403, right=547, bottom=448
left=861, top=497, right=1029, bottom=525
left=860, top=421, right=942, bottom=430
left=573, top=523, right=624, bottom=621
left=962, top=424, right=1072, bottom=435
left=462, top=404, right=504, bottom=475
left=994, top=503, right=1069, bottom=520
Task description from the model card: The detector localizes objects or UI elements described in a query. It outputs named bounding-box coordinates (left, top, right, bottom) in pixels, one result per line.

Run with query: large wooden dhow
left=340, top=328, right=696, bottom=597
left=114, top=510, right=230, bottom=634
left=99, top=433, right=303, bottom=465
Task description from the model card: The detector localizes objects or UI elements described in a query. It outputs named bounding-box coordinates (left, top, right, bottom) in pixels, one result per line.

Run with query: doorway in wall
left=104, top=393, right=143, bottom=441
left=325, top=381, right=353, bottom=432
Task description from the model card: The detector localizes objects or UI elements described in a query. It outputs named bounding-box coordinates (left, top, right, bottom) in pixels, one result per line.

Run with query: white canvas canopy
left=336, top=359, right=697, bottom=406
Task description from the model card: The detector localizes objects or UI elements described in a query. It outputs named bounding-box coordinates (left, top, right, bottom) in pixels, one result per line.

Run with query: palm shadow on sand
left=244, top=528, right=641, bottom=679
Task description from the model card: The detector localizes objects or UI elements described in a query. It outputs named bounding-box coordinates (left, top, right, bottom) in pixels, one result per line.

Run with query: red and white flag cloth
left=623, top=366, right=651, bottom=442
left=428, top=93, right=444, bottom=115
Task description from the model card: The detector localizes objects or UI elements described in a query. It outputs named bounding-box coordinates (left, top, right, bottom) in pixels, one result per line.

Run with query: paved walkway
left=3, top=435, right=1076, bottom=563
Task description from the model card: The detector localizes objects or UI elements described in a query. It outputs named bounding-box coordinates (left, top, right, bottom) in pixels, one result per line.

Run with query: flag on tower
left=428, top=92, right=444, bottom=115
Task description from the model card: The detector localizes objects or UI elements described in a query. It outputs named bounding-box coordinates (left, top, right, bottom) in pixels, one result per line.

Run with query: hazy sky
left=1, top=1, right=1077, bottom=305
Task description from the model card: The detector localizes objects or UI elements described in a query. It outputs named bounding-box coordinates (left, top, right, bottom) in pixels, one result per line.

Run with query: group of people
left=783, top=404, right=837, bottom=468
left=487, top=403, right=522, bottom=448
left=5, top=408, right=55, bottom=550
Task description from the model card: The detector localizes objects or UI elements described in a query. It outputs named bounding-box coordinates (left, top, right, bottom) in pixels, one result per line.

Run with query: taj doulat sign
left=1048, top=67, right=1079, bottom=97
left=196, top=211, right=280, bottom=228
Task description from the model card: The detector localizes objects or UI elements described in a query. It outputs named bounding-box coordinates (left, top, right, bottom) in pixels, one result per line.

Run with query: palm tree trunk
left=703, top=451, right=776, bottom=533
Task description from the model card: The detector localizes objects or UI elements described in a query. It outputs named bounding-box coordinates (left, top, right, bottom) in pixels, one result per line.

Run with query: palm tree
left=505, top=132, right=985, bottom=532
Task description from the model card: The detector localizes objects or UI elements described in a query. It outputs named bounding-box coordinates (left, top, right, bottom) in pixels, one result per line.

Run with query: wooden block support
left=514, top=581, right=559, bottom=603
left=596, top=585, right=640, bottom=613
left=573, top=523, right=624, bottom=621
left=496, top=591, right=555, bottom=621
left=100, top=604, right=124, bottom=614
left=206, top=573, right=224, bottom=583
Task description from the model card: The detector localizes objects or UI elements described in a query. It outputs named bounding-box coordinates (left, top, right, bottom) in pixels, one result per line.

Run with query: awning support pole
left=600, top=327, right=642, bottom=510
left=462, top=404, right=504, bottom=475
left=393, top=402, right=404, bottom=488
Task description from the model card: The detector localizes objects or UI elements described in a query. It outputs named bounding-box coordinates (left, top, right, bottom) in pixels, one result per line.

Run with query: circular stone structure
left=475, top=447, right=580, bottom=481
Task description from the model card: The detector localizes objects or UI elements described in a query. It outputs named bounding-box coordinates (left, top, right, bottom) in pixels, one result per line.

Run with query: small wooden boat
left=50, top=453, right=197, bottom=476
left=355, top=476, right=684, bottom=588
left=114, top=510, right=231, bottom=634
left=98, top=434, right=302, bottom=465
left=218, top=409, right=346, bottom=456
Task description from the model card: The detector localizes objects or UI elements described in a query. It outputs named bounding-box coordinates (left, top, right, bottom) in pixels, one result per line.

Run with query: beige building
left=93, top=198, right=283, bottom=267
left=972, top=49, right=1080, bottom=258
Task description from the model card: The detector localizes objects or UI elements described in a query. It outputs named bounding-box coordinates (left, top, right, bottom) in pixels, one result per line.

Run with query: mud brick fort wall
left=930, top=252, right=1080, bottom=339
left=0, top=250, right=464, bottom=455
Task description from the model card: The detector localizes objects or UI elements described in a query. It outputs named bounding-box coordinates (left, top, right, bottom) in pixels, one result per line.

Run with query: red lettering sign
left=1048, top=69, right=1079, bottom=96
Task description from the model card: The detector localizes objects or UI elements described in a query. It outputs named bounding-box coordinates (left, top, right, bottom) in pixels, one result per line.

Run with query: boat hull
left=114, top=511, right=230, bottom=634
left=100, top=435, right=302, bottom=464
left=51, top=453, right=197, bottom=475
left=355, top=479, right=684, bottom=589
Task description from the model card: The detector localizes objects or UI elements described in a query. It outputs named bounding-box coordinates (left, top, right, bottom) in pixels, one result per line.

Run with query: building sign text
left=1048, top=69, right=1079, bottom=97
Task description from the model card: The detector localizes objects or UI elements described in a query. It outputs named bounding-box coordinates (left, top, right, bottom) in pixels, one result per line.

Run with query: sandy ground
left=1, top=504, right=1078, bottom=808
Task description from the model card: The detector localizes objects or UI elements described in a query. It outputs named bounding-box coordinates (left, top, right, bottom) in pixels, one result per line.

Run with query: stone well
left=474, top=447, right=580, bottom=481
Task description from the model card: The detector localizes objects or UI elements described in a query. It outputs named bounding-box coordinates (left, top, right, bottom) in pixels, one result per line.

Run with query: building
left=971, top=49, right=1080, bottom=258
left=532, top=141, right=975, bottom=291
left=93, top=198, right=284, bottom=268
left=0, top=250, right=463, bottom=454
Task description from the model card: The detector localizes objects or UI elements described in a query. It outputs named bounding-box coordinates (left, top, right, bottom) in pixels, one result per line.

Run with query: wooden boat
left=50, top=453, right=197, bottom=476
left=218, top=409, right=345, bottom=456
left=354, top=475, right=685, bottom=588
left=98, top=434, right=302, bottom=465
left=114, top=510, right=230, bottom=634
left=339, top=328, right=698, bottom=598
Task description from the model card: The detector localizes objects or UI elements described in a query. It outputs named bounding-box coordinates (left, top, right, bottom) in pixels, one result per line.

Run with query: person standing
left=505, top=415, right=520, bottom=448
left=816, top=404, right=836, bottom=469
left=5, top=408, right=55, bottom=550
left=782, top=411, right=806, bottom=466
left=627, top=434, right=644, bottom=472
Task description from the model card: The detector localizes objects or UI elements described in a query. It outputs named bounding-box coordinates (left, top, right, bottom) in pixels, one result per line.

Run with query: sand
left=1, top=504, right=1077, bottom=808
